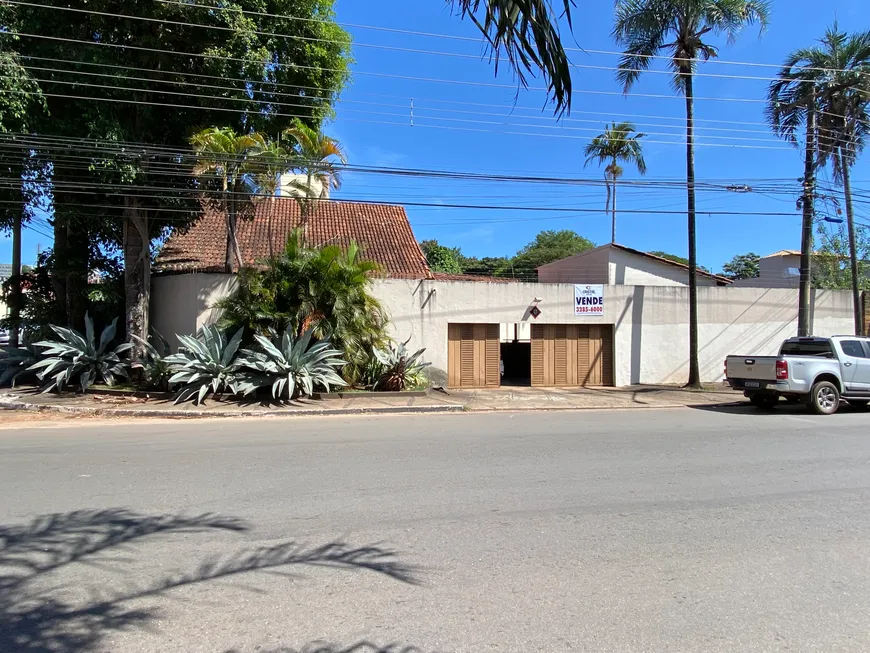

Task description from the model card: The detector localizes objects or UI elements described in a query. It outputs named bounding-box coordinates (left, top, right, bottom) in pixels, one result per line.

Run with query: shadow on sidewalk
left=0, top=509, right=420, bottom=653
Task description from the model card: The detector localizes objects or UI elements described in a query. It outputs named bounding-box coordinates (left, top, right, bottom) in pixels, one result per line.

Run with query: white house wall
left=370, top=281, right=852, bottom=386
left=607, top=247, right=719, bottom=286
left=151, top=273, right=237, bottom=348
left=151, top=275, right=854, bottom=387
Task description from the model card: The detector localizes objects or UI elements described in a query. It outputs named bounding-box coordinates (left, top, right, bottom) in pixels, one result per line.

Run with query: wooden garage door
left=447, top=323, right=500, bottom=388
left=531, top=324, right=614, bottom=387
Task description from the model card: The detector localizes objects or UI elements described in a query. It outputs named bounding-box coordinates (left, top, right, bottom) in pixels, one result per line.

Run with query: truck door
left=838, top=340, right=870, bottom=391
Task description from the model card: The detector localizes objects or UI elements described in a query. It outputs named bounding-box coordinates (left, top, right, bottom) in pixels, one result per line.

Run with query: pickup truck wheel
left=809, top=381, right=840, bottom=415
left=749, top=394, right=778, bottom=410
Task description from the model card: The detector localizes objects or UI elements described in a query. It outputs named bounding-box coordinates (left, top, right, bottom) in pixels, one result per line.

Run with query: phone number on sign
left=575, top=306, right=603, bottom=314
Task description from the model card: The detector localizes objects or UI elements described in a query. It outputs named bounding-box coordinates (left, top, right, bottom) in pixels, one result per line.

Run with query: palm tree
left=449, top=1, right=575, bottom=115
left=613, top=0, right=769, bottom=388
left=190, top=127, right=288, bottom=272
left=584, top=122, right=647, bottom=244
left=769, top=26, right=870, bottom=335
left=216, top=230, right=388, bottom=382
left=282, top=122, right=346, bottom=243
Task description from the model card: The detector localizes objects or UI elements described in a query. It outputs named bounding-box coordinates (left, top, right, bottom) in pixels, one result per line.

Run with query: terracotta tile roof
left=155, top=198, right=432, bottom=279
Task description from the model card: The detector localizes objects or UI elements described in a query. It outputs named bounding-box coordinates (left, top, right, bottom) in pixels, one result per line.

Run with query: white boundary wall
left=152, top=274, right=854, bottom=386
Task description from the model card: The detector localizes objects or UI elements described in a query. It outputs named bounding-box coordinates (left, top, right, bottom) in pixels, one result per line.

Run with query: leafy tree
left=3, top=0, right=351, bottom=344
left=769, top=25, right=870, bottom=334
left=649, top=251, right=689, bottom=266
left=450, top=0, right=575, bottom=115
left=0, top=48, right=46, bottom=347
left=420, top=240, right=463, bottom=274
left=613, top=0, right=769, bottom=387
left=583, top=122, right=647, bottom=244
left=722, top=253, right=760, bottom=280
left=510, top=230, right=595, bottom=280
left=190, top=128, right=289, bottom=272
left=282, top=121, right=347, bottom=243
left=460, top=255, right=512, bottom=277
left=216, top=230, right=388, bottom=383
left=812, top=224, right=870, bottom=291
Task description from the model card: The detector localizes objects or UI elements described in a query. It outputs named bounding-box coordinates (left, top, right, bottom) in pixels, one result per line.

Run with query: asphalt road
left=3, top=405, right=870, bottom=653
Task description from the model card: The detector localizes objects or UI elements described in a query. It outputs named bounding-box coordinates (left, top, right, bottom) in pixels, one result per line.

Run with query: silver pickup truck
left=725, top=336, right=870, bottom=415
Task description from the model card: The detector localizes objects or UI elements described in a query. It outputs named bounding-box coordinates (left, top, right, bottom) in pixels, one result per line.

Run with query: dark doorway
left=500, top=342, right=531, bottom=386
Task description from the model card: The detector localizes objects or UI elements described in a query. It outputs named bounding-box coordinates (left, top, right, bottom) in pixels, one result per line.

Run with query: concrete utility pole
left=797, top=96, right=816, bottom=338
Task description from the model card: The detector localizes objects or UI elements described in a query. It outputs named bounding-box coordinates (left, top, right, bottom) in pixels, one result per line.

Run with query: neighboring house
left=152, top=198, right=433, bottom=343
left=731, top=250, right=800, bottom=288
left=155, top=198, right=431, bottom=277
left=537, top=243, right=732, bottom=287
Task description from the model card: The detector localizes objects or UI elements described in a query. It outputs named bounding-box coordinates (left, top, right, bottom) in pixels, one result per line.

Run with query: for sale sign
left=574, top=284, right=604, bottom=316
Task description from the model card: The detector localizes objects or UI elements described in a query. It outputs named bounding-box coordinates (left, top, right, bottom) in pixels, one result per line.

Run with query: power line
left=14, top=54, right=809, bottom=131
left=5, top=33, right=794, bottom=106
left=18, top=63, right=810, bottom=139
left=1, top=1, right=838, bottom=86
left=151, top=0, right=870, bottom=79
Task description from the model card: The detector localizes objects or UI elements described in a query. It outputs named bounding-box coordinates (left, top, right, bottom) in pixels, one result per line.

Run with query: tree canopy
left=422, top=230, right=595, bottom=281
left=813, top=225, right=870, bottom=291
left=0, top=0, right=352, bottom=332
left=420, top=240, right=463, bottom=275
left=722, top=253, right=761, bottom=280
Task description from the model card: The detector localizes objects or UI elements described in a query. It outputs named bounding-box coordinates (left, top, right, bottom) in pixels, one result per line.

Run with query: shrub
left=373, top=340, right=431, bottom=391
left=216, top=231, right=389, bottom=383
left=0, top=333, right=43, bottom=387
left=165, top=326, right=244, bottom=404
left=131, top=330, right=173, bottom=391
left=236, top=327, right=347, bottom=400
left=29, top=314, right=132, bottom=392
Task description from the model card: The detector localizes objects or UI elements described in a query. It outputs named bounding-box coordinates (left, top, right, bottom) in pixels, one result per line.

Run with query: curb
left=0, top=395, right=745, bottom=419
left=464, top=401, right=744, bottom=413
left=0, top=397, right=465, bottom=419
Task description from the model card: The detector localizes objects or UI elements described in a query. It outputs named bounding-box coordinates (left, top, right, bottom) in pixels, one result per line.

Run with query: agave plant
left=236, top=327, right=347, bottom=400
left=28, top=314, right=132, bottom=393
left=0, top=333, right=43, bottom=387
left=373, top=339, right=431, bottom=392
left=165, top=325, right=244, bottom=404
left=130, top=330, right=173, bottom=391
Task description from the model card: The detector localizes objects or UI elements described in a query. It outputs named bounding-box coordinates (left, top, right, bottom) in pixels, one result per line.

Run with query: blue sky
left=2, top=0, right=868, bottom=274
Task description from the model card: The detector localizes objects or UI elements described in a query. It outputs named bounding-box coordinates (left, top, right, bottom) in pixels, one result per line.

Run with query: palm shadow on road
left=0, top=509, right=420, bottom=653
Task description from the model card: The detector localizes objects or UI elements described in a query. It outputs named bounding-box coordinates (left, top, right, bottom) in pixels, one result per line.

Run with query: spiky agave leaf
left=166, top=326, right=245, bottom=404
left=27, top=313, right=131, bottom=393
left=235, top=326, right=346, bottom=400
left=373, top=340, right=431, bottom=391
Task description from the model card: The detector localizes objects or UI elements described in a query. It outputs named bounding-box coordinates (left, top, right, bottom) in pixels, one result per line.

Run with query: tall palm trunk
left=684, top=70, right=701, bottom=388
left=611, top=172, right=618, bottom=245
left=604, top=172, right=612, bottom=242
left=223, top=176, right=243, bottom=272
left=840, top=147, right=862, bottom=335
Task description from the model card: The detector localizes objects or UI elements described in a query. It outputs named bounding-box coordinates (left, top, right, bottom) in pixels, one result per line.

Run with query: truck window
left=841, top=340, right=869, bottom=358
left=780, top=340, right=834, bottom=358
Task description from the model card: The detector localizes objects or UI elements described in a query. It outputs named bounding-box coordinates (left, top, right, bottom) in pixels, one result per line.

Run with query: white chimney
left=278, top=173, right=328, bottom=200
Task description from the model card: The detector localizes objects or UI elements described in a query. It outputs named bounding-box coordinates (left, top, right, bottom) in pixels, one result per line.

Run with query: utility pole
left=797, top=95, right=816, bottom=337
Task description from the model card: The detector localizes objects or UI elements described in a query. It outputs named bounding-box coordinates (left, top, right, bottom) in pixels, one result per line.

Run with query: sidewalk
left=448, top=384, right=741, bottom=412
left=0, top=384, right=743, bottom=421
